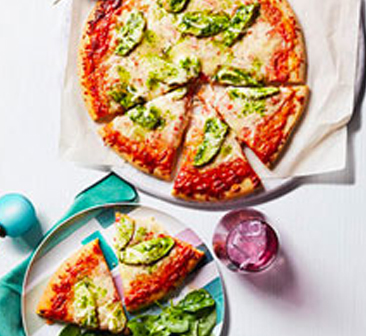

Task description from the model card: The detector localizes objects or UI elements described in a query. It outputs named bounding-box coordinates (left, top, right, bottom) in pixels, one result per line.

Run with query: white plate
left=22, top=204, right=225, bottom=335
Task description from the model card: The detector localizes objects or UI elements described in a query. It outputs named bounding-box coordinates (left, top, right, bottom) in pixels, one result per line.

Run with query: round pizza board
left=22, top=204, right=225, bottom=336
left=113, top=24, right=366, bottom=209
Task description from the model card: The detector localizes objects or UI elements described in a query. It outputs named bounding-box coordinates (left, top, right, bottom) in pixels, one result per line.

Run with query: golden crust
left=266, top=0, right=307, bottom=84
left=172, top=174, right=262, bottom=202
left=267, top=85, right=310, bottom=167
left=98, top=126, right=173, bottom=181
left=77, top=2, right=102, bottom=121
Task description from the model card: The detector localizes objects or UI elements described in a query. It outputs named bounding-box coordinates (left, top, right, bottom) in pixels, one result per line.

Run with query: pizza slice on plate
left=37, top=239, right=126, bottom=334
left=172, top=92, right=262, bottom=201
left=200, top=84, right=309, bottom=167
left=99, top=88, right=192, bottom=180
left=113, top=213, right=205, bottom=312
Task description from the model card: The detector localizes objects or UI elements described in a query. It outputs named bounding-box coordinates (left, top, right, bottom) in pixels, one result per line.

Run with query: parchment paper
left=59, top=0, right=362, bottom=179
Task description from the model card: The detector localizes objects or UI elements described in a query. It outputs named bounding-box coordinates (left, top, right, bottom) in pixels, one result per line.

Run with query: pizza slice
left=200, top=84, right=310, bottom=167
left=172, top=91, right=262, bottom=201
left=36, top=239, right=126, bottom=334
left=113, top=213, right=205, bottom=312
left=99, top=87, right=192, bottom=180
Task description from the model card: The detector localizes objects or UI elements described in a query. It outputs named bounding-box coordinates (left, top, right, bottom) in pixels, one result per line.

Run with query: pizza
left=36, top=239, right=126, bottom=334
left=78, top=0, right=309, bottom=201
left=113, top=213, right=205, bottom=312
left=173, top=95, right=262, bottom=201
left=199, top=84, right=309, bottom=167
left=99, top=88, right=192, bottom=180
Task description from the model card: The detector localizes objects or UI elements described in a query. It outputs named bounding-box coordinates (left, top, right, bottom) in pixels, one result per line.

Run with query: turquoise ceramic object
left=0, top=194, right=37, bottom=238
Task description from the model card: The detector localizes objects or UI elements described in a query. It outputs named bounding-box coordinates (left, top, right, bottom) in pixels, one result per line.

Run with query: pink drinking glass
left=213, top=209, right=279, bottom=273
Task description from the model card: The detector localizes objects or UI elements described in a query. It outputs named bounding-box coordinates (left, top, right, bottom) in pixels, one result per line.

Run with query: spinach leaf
left=197, top=308, right=217, bottom=336
left=177, top=289, right=216, bottom=313
left=59, top=325, right=82, bottom=336
left=161, top=306, right=191, bottom=333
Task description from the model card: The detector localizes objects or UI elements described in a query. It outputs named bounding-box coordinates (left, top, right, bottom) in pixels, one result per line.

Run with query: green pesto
left=161, top=0, right=190, bottom=13
left=114, top=215, right=135, bottom=251
left=178, top=11, right=230, bottom=37
left=73, top=279, right=98, bottom=329
left=194, top=117, right=228, bottom=167
left=214, top=66, right=261, bottom=86
left=120, top=236, right=175, bottom=265
left=116, top=11, right=146, bottom=56
left=127, top=105, right=165, bottom=130
left=221, top=3, right=260, bottom=46
left=147, top=56, right=200, bottom=89
left=228, top=87, right=280, bottom=117
left=134, top=226, right=149, bottom=244
left=103, top=301, right=126, bottom=333
left=108, top=83, right=145, bottom=111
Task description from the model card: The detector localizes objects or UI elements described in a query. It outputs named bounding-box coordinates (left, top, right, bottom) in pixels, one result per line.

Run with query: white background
left=1, top=1, right=366, bottom=336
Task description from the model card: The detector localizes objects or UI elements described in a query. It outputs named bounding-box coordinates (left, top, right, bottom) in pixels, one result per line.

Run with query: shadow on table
left=239, top=248, right=303, bottom=307
left=9, top=214, right=45, bottom=253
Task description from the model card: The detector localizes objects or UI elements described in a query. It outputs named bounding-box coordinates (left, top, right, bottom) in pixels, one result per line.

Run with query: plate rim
left=21, top=202, right=226, bottom=336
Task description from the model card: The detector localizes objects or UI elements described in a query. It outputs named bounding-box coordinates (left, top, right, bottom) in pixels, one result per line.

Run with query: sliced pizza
left=99, top=88, right=192, bottom=180
left=199, top=84, right=310, bottom=167
left=36, top=239, right=126, bottom=334
left=78, top=0, right=198, bottom=121
left=113, top=213, right=205, bottom=312
left=172, top=92, right=262, bottom=201
left=167, top=0, right=306, bottom=85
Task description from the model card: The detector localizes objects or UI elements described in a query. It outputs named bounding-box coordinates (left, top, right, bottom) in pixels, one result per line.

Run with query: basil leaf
left=162, top=0, right=190, bottom=13
left=214, top=66, right=261, bottom=87
left=193, top=118, right=228, bottom=167
left=228, top=87, right=280, bottom=117
left=120, top=237, right=175, bottom=265
left=59, top=325, right=82, bottom=336
left=222, top=3, right=260, bottom=46
left=116, top=11, right=146, bottom=56
left=127, top=105, right=164, bottom=130
left=228, top=87, right=280, bottom=100
left=177, top=289, right=216, bottom=313
left=178, top=11, right=230, bottom=37
left=114, top=214, right=135, bottom=251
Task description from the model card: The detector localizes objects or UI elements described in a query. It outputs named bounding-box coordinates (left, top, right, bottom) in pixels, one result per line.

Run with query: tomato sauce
left=103, top=126, right=175, bottom=176
left=39, top=244, right=102, bottom=320
left=248, top=91, right=298, bottom=164
left=174, top=158, right=261, bottom=200
left=125, top=240, right=202, bottom=310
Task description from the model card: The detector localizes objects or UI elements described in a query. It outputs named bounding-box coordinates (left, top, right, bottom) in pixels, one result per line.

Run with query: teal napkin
left=0, top=173, right=137, bottom=336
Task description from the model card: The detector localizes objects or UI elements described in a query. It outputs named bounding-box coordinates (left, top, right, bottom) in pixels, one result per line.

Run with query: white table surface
left=1, top=1, right=366, bottom=335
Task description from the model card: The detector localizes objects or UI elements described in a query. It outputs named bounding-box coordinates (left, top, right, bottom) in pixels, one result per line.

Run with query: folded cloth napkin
left=0, top=173, right=137, bottom=336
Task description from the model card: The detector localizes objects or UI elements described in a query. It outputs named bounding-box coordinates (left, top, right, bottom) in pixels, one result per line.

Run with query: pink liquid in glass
left=213, top=209, right=279, bottom=273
